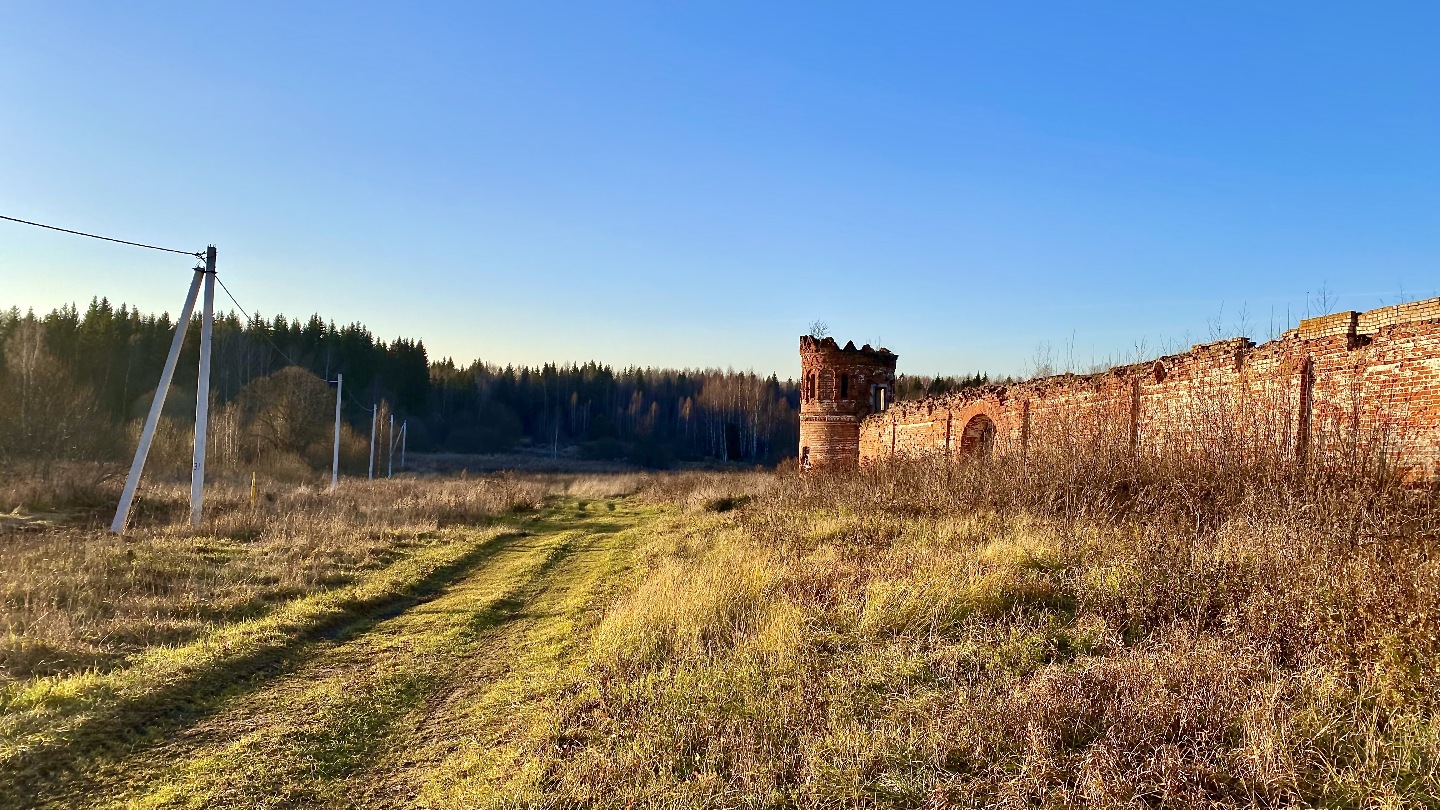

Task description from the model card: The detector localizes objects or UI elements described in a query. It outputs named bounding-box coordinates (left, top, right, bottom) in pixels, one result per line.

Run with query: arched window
left=872, top=385, right=890, bottom=412
left=807, top=373, right=816, bottom=401
left=840, top=374, right=849, bottom=399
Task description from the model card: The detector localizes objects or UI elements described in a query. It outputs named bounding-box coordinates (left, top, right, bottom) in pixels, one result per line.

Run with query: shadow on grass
left=461, top=535, right=580, bottom=636
left=1, top=528, right=537, bottom=808
left=522, top=515, right=628, bottom=538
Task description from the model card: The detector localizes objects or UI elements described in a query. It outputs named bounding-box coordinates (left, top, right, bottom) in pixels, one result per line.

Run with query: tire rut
left=362, top=507, right=642, bottom=808
left=5, top=526, right=532, bottom=810
left=98, top=502, right=645, bottom=810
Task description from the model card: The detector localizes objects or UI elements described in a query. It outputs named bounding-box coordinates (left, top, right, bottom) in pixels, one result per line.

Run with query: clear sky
left=2, top=2, right=1437, bottom=378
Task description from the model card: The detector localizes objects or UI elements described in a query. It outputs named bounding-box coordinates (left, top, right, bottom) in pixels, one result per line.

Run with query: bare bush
left=0, top=319, right=119, bottom=466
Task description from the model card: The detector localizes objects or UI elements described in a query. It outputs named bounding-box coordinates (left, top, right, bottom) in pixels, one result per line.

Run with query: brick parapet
left=842, top=296, right=1440, bottom=481
left=799, top=336, right=898, bottom=469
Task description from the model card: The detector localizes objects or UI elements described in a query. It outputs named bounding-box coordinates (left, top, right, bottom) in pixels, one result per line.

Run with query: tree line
left=0, top=298, right=807, bottom=470
left=894, top=372, right=1001, bottom=400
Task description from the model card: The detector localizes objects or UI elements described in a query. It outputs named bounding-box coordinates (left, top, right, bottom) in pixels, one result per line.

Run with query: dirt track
left=5, top=498, right=645, bottom=810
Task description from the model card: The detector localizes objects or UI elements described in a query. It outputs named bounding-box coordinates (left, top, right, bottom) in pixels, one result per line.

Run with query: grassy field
left=2, top=459, right=1437, bottom=808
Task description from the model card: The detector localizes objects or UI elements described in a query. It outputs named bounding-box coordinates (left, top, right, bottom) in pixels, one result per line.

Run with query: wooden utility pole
left=111, top=266, right=204, bottom=533
left=0, top=217, right=212, bottom=533
left=331, top=373, right=343, bottom=491
left=368, top=405, right=377, bottom=480
left=189, top=246, right=216, bottom=528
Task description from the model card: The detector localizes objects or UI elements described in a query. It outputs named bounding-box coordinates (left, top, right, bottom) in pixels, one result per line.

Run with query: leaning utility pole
left=0, top=215, right=212, bottom=534
left=189, top=246, right=216, bottom=528
left=387, top=413, right=395, bottom=478
left=111, top=265, right=204, bottom=533
left=331, top=373, right=343, bottom=491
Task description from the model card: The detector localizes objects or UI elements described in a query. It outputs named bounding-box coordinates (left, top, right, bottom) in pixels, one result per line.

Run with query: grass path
left=3, top=497, right=653, bottom=810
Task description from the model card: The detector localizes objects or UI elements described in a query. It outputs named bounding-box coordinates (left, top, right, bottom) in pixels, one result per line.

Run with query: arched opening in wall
left=960, top=414, right=996, bottom=458
left=840, top=374, right=849, bottom=399
left=806, top=374, right=815, bottom=402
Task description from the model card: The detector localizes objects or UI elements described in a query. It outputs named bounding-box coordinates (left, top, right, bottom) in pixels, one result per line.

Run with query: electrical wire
left=0, top=214, right=203, bottom=258
left=339, top=370, right=383, bottom=413
left=214, top=273, right=311, bottom=371
left=6, top=212, right=398, bottom=473
left=8, top=215, right=374, bottom=410
left=216, top=274, right=373, bottom=412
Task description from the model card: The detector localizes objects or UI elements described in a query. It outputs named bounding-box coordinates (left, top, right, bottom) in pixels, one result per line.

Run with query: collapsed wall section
left=855, top=297, right=1440, bottom=480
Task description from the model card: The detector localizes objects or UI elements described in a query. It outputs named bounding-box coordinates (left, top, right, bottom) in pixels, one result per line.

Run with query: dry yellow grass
left=458, top=456, right=1440, bottom=807
left=2, top=456, right=1436, bottom=807
left=0, top=473, right=550, bottom=683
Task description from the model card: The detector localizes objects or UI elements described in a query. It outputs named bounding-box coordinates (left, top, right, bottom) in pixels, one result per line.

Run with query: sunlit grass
left=3, top=461, right=1437, bottom=807
left=442, top=460, right=1440, bottom=807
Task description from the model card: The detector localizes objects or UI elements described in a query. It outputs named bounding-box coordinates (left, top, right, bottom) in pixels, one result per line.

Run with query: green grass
left=1, top=523, right=532, bottom=804
left=0, top=497, right=654, bottom=809
left=4, top=464, right=1437, bottom=808
left=149, top=504, right=642, bottom=809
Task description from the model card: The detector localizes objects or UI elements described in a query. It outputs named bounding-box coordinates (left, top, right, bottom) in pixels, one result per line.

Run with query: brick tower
left=798, top=336, right=898, bottom=469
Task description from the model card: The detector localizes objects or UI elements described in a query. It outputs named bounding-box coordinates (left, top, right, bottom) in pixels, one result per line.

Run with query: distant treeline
left=0, top=299, right=814, bottom=468
left=895, top=372, right=1004, bottom=400
left=0, top=299, right=1000, bottom=470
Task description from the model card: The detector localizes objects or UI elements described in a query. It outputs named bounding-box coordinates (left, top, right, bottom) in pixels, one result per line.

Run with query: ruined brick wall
left=799, top=336, right=897, bottom=469
left=851, top=298, right=1440, bottom=480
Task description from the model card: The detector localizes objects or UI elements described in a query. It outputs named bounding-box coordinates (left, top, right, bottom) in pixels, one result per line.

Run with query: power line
left=216, top=274, right=375, bottom=414
left=216, top=275, right=374, bottom=414
left=214, top=273, right=310, bottom=370
left=0, top=214, right=203, bottom=258
left=29, top=224, right=377, bottom=411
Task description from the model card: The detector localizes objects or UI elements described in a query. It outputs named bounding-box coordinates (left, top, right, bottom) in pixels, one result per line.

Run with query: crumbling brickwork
left=805, top=298, right=1440, bottom=480
left=798, top=336, right=898, bottom=469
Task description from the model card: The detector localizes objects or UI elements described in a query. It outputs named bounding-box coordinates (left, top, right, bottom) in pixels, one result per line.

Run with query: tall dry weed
left=553, top=440, right=1440, bottom=805
left=0, top=473, right=550, bottom=682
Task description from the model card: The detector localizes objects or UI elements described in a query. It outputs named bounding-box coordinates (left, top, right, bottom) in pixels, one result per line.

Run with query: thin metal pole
left=111, top=267, right=204, bottom=533
left=331, top=373, right=343, bottom=491
left=368, top=405, right=377, bottom=480
left=400, top=420, right=407, bottom=471
left=189, top=246, right=216, bottom=528
left=387, top=413, right=395, bottom=478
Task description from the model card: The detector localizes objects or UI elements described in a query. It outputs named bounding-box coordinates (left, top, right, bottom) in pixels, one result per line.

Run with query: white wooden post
left=331, top=373, right=343, bottom=491
left=368, top=405, right=377, bottom=480
left=111, top=267, right=204, bottom=533
left=189, top=246, right=216, bottom=528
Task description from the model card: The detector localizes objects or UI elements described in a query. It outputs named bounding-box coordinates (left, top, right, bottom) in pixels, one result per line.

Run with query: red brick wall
left=799, top=336, right=898, bottom=468
left=852, top=298, right=1440, bottom=480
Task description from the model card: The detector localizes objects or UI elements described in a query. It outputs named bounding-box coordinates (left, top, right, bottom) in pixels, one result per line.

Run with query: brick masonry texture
left=798, top=336, right=898, bottom=469
left=802, top=297, right=1440, bottom=480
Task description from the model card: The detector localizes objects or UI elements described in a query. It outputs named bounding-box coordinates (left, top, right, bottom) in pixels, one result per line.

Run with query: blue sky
left=2, top=2, right=1437, bottom=378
